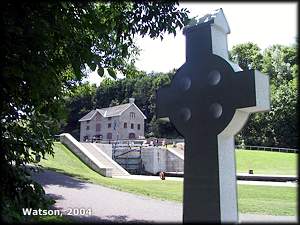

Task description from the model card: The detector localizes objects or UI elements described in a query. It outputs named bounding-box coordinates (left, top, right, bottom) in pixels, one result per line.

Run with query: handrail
left=81, top=137, right=298, bottom=153
left=235, top=145, right=298, bottom=153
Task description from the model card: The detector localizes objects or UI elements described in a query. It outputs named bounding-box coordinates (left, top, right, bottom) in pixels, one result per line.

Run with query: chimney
left=129, top=98, right=135, bottom=104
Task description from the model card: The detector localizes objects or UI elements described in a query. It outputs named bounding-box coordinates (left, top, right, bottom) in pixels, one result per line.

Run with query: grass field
left=236, top=149, right=297, bottom=175
left=38, top=142, right=297, bottom=216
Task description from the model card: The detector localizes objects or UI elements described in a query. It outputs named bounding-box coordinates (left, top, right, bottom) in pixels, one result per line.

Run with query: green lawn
left=238, top=185, right=297, bottom=216
left=38, top=142, right=297, bottom=216
left=39, top=142, right=183, bottom=202
left=236, top=149, right=297, bottom=175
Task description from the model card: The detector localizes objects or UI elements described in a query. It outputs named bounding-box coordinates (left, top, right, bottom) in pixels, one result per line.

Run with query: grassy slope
left=38, top=142, right=297, bottom=216
left=236, top=149, right=297, bottom=175
left=40, top=142, right=183, bottom=202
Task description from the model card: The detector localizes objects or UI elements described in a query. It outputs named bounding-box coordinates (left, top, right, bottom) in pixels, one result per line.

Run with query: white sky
left=87, top=2, right=297, bottom=84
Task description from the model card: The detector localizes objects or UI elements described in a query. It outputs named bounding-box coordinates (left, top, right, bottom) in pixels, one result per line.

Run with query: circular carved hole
left=180, top=77, right=191, bottom=91
left=179, top=107, right=191, bottom=122
left=208, top=70, right=221, bottom=86
left=209, top=103, right=222, bottom=119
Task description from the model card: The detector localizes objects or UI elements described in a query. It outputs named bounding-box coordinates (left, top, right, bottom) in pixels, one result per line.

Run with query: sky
left=86, top=2, right=297, bottom=85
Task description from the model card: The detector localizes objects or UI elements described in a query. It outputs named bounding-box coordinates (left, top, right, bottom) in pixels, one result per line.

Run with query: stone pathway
left=31, top=170, right=297, bottom=223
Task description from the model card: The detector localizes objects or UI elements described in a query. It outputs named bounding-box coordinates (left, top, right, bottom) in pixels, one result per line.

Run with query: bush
left=1, top=166, right=54, bottom=223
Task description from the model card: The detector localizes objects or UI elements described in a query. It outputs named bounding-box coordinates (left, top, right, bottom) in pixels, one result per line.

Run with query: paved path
left=31, top=170, right=297, bottom=223
left=114, top=175, right=298, bottom=187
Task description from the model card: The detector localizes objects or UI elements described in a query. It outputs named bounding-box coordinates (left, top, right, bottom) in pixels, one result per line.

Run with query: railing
left=235, top=145, right=298, bottom=153
left=112, top=141, right=143, bottom=174
left=75, top=135, right=299, bottom=154
left=98, top=139, right=146, bottom=145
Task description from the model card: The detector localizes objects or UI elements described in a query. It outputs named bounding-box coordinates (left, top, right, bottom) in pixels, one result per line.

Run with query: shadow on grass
left=30, top=168, right=90, bottom=190
left=39, top=166, right=93, bottom=182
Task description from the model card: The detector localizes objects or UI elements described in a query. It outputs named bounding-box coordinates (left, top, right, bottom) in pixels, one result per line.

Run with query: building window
left=124, top=122, right=127, bottom=128
left=108, top=123, right=111, bottom=128
left=107, top=133, right=112, bottom=140
left=108, top=117, right=112, bottom=120
left=96, top=123, right=101, bottom=132
left=86, top=125, right=90, bottom=130
left=87, top=120, right=90, bottom=124
left=130, top=112, right=135, bottom=119
left=131, top=123, right=134, bottom=129
left=137, top=124, right=141, bottom=130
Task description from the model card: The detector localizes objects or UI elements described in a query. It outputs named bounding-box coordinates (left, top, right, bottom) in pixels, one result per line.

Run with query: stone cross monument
left=156, top=9, right=270, bottom=223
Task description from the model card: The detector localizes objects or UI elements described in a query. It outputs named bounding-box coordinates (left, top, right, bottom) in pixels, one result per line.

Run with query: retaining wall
left=60, top=133, right=112, bottom=177
left=141, top=147, right=184, bottom=174
left=166, top=148, right=184, bottom=172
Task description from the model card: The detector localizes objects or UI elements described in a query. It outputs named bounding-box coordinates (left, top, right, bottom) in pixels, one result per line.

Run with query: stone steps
left=81, top=143, right=129, bottom=176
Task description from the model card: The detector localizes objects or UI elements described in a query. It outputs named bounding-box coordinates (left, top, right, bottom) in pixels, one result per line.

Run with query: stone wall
left=141, top=147, right=166, bottom=174
left=141, top=147, right=184, bottom=174
left=166, top=149, right=184, bottom=172
left=117, top=104, right=145, bottom=139
left=60, top=133, right=112, bottom=177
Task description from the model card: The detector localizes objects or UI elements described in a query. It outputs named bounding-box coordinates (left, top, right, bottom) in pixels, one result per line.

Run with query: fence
left=112, top=141, right=143, bottom=174
left=235, top=145, right=298, bottom=153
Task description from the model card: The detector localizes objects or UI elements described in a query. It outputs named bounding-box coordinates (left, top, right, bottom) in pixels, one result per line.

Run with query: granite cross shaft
left=156, top=9, right=270, bottom=223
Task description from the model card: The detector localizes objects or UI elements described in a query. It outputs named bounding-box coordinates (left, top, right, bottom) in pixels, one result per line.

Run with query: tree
left=229, top=42, right=263, bottom=70
left=262, top=44, right=297, bottom=86
left=238, top=79, right=298, bottom=148
left=64, top=69, right=181, bottom=139
left=122, top=62, right=147, bottom=79
left=231, top=43, right=298, bottom=148
left=62, top=82, right=97, bottom=140
left=0, top=2, right=190, bottom=222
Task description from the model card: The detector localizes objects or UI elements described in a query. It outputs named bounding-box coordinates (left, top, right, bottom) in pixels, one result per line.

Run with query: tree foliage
left=62, top=69, right=181, bottom=140
left=63, top=43, right=298, bottom=149
left=262, top=44, right=298, bottom=85
left=229, top=42, right=263, bottom=70
left=0, top=2, right=189, bottom=222
left=62, top=83, right=97, bottom=140
left=231, top=43, right=298, bottom=148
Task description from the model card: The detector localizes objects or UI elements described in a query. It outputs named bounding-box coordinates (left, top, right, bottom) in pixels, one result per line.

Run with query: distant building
left=79, top=98, right=146, bottom=142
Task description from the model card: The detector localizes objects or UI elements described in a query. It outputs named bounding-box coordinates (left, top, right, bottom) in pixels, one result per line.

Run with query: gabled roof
left=79, top=110, right=97, bottom=122
left=78, top=103, right=147, bottom=122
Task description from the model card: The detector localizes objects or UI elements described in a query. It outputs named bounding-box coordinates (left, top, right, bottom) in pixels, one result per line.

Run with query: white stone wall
left=166, top=150, right=184, bottom=172
left=80, top=112, right=106, bottom=141
left=141, top=147, right=184, bottom=174
left=60, top=133, right=112, bottom=177
left=117, top=104, right=145, bottom=139
left=141, top=147, right=167, bottom=174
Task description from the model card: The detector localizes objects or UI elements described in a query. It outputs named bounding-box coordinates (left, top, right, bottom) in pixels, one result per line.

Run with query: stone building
left=79, top=98, right=146, bottom=141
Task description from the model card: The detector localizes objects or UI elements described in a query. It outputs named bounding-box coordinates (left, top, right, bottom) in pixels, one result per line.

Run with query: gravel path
left=31, top=169, right=297, bottom=223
